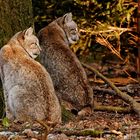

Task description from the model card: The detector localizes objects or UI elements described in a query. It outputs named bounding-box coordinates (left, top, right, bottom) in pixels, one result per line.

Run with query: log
left=82, top=62, right=140, bottom=116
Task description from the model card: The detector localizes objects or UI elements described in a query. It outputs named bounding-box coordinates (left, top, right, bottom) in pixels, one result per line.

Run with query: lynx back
left=38, top=13, right=94, bottom=115
left=0, top=27, right=61, bottom=123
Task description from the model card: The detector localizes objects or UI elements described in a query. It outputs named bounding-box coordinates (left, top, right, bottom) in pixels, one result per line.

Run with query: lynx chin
left=38, top=13, right=94, bottom=116
left=0, top=27, right=61, bottom=123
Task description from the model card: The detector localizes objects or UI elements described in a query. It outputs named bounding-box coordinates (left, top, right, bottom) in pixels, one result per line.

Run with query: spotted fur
left=38, top=13, right=94, bottom=115
left=0, top=27, right=61, bottom=123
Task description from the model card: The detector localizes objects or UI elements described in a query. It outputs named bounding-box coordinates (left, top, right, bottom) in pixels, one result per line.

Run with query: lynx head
left=17, top=27, right=41, bottom=59
left=57, top=13, right=79, bottom=45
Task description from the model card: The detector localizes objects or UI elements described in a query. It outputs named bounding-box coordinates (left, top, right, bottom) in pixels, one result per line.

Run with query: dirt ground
left=0, top=111, right=139, bottom=140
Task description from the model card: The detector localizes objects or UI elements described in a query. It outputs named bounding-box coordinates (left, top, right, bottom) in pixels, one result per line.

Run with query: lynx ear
left=64, top=13, right=72, bottom=23
left=24, top=27, right=33, bottom=37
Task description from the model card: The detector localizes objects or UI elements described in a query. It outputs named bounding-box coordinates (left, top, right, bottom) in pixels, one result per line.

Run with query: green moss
left=81, top=129, right=103, bottom=137
left=61, top=105, right=75, bottom=123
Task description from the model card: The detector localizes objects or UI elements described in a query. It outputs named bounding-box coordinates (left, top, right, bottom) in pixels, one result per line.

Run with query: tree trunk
left=137, top=0, right=140, bottom=81
left=0, top=0, right=33, bottom=118
left=0, top=0, right=33, bottom=47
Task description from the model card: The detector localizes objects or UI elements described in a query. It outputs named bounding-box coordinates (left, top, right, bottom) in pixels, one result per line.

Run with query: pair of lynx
left=0, top=13, right=93, bottom=124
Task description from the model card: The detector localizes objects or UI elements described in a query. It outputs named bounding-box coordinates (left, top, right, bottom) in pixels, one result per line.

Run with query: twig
left=123, top=70, right=139, bottom=83
left=80, top=26, right=132, bottom=35
left=35, top=119, right=51, bottom=140
left=96, top=35, right=123, bottom=60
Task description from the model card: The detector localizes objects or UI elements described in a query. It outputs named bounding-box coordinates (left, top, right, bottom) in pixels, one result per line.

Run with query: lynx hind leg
left=7, top=86, right=34, bottom=122
left=78, top=106, right=93, bottom=116
left=3, top=90, right=15, bottom=121
left=78, top=92, right=94, bottom=117
left=78, top=85, right=94, bottom=116
left=6, top=104, right=15, bottom=121
left=60, top=100, right=77, bottom=114
left=49, top=93, right=62, bottom=124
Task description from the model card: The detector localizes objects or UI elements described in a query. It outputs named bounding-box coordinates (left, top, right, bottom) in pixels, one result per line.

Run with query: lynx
left=0, top=27, right=61, bottom=123
left=38, top=13, right=94, bottom=115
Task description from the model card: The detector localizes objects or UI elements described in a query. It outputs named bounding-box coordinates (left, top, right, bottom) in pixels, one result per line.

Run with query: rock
left=47, top=133, right=68, bottom=140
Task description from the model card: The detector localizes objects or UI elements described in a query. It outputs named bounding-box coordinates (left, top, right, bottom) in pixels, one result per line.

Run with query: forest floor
left=0, top=62, right=140, bottom=140
left=0, top=110, right=139, bottom=140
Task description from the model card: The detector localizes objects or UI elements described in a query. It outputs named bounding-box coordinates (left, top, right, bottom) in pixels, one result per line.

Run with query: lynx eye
left=70, top=28, right=76, bottom=31
left=30, top=43, right=36, bottom=48
left=31, top=42, right=36, bottom=45
left=70, top=29, right=76, bottom=35
left=30, top=42, right=38, bottom=47
left=35, top=42, right=42, bottom=51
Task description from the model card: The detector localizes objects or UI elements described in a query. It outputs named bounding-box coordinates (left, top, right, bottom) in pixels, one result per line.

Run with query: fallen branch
left=53, top=128, right=122, bottom=137
left=94, top=85, right=140, bottom=96
left=82, top=62, right=140, bottom=116
left=95, top=105, right=132, bottom=113
left=118, top=84, right=140, bottom=95
left=94, top=86, right=116, bottom=95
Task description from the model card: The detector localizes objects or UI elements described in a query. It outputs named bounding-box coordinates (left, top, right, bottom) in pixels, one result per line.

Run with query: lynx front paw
left=78, top=107, right=93, bottom=116
left=6, top=112, right=15, bottom=121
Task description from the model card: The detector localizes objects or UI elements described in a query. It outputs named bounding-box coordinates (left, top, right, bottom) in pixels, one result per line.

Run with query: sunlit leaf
left=2, top=117, right=10, bottom=128
left=126, top=13, right=131, bottom=22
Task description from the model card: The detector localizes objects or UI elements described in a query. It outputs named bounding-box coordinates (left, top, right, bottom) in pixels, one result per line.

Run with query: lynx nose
left=38, top=45, right=42, bottom=51
left=72, top=35, right=79, bottom=42
left=36, top=43, right=42, bottom=51
left=36, top=50, right=41, bottom=55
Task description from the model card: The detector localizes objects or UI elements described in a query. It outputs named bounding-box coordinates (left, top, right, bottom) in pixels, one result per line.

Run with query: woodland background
left=0, top=0, right=139, bottom=139
left=0, top=0, right=138, bottom=115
